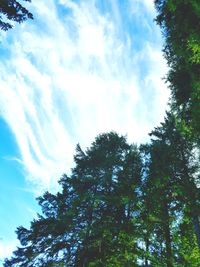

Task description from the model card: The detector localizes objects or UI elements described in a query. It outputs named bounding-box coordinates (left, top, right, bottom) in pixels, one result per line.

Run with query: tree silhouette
left=155, top=0, right=200, bottom=140
left=4, top=132, right=142, bottom=266
left=0, top=0, right=33, bottom=31
left=4, top=130, right=200, bottom=266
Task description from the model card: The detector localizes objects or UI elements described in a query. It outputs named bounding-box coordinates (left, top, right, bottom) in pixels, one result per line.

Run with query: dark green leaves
left=4, top=129, right=200, bottom=266
left=4, top=132, right=142, bottom=266
left=154, top=0, right=200, bottom=141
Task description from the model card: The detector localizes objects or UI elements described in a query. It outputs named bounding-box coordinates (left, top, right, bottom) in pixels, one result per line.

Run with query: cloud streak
left=0, top=0, right=169, bottom=192
left=0, top=239, right=19, bottom=264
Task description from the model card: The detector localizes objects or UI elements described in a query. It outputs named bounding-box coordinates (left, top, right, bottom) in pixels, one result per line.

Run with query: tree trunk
left=145, top=236, right=149, bottom=267
left=191, top=207, right=200, bottom=250
left=180, top=144, right=200, bottom=250
left=164, top=225, right=173, bottom=267
left=163, top=200, right=173, bottom=267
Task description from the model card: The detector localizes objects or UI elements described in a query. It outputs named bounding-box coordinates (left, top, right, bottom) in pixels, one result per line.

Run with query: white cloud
left=0, top=0, right=169, bottom=192
left=129, top=0, right=155, bottom=15
left=143, top=0, right=155, bottom=13
left=0, top=239, right=19, bottom=265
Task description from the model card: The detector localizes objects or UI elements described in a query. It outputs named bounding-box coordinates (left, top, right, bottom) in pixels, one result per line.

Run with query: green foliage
left=2, top=0, right=200, bottom=265
left=141, top=112, right=200, bottom=266
left=155, top=0, right=200, bottom=140
left=188, top=37, right=200, bottom=64
left=4, top=132, right=142, bottom=266
left=4, top=128, right=200, bottom=266
left=173, top=214, right=200, bottom=266
left=0, top=0, right=33, bottom=31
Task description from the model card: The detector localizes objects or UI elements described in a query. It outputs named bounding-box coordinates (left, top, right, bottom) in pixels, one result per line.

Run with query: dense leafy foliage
left=0, top=0, right=33, bottom=31
left=4, top=133, right=142, bottom=266
left=154, top=0, right=200, bottom=140
left=4, top=131, right=200, bottom=266
left=146, top=113, right=200, bottom=266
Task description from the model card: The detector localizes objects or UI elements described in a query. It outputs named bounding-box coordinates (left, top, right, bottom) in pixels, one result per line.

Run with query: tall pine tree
left=4, top=132, right=142, bottom=267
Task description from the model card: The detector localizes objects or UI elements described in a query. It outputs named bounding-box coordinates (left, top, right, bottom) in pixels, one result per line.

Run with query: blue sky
left=0, top=0, right=169, bottom=263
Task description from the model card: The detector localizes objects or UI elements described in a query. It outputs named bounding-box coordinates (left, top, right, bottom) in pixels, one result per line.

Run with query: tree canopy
left=154, top=0, right=200, bottom=140
left=4, top=131, right=200, bottom=266
left=0, top=0, right=33, bottom=31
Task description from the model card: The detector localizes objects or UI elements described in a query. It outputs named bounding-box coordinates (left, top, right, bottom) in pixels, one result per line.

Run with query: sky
left=0, top=0, right=170, bottom=264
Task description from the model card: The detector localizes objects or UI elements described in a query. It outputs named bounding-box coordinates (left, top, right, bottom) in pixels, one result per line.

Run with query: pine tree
left=0, top=0, right=33, bottom=31
left=154, top=0, right=200, bottom=140
left=4, top=132, right=142, bottom=267
left=147, top=113, right=200, bottom=265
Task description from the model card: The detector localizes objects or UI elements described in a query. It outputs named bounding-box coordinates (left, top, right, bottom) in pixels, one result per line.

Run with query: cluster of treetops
left=1, top=0, right=200, bottom=266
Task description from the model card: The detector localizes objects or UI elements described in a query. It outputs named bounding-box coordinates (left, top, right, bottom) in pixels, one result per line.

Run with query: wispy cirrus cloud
left=0, top=0, right=169, bottom=192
